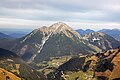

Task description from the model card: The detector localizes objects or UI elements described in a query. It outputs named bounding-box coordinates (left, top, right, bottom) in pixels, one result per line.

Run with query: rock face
left=0, top=48, right=46, bottom=80
left=0, top=22, right=119, bottom=64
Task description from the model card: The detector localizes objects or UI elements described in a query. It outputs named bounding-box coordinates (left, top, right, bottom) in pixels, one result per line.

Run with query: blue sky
left=0, top=0, right=120, bottom=30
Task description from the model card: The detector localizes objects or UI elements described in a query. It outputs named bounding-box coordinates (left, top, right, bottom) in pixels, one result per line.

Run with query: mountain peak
left=49, top=22, right=73, bottom=32
left=36, top=22, right=81, bottom=38
left=54, top=22, right=66, bottom=25
left=37, top=22, right=71, bottom=33
left=48, top=22, right=81, bottom=39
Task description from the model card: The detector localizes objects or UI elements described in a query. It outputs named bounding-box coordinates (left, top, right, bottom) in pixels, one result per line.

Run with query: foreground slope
left=0, top=68, right=21, bottom=80
left=47, top=47, right=120, bottom=80
left=0, top=48, right=46, bottom=80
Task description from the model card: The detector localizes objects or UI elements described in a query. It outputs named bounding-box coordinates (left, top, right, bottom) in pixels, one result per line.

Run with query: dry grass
left=0, top=68, right=21, bottom=80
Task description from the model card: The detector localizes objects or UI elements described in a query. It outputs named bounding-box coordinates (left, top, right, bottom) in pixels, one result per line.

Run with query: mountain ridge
left=99, top=29, right=120, bottom=41
left=0, top=22, right=119, bottom=64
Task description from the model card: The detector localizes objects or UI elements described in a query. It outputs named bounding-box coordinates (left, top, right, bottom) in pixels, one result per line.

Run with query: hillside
left=0, top=48, right=46, bottom=80
left=47, top=47, right=120, bottom=80
left=0, top=68, right=21, bottom=80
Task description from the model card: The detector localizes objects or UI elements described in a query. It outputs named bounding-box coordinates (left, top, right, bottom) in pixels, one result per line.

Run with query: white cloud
left=0, top=0, right=120, bottom=30
left=0, top=17, right=120, bottom=31
left=0, top=18, right=55, bottom=29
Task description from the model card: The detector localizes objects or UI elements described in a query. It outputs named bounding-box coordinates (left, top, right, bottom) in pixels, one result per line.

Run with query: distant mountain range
left=0, top=22, right=119, bottom=64
left=1, top=27, right=120, bottom=41
left=99, top=29, right=120, bottom=41
left=8, top=33, right=27, bottom=38
left=0, top=32, right=12, bottom=39
left=76, top=29, right=120, bottom=41
left=76, top=29, right=95, bottom=36
left=0, top=29, right=31, bottom=38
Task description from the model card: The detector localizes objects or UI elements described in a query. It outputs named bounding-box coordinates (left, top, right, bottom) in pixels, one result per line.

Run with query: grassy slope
left=0, top=68, right=21, bottom=80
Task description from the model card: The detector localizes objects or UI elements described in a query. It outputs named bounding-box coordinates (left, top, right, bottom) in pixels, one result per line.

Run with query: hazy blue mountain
left=8, top=33, right=27, bottom=38
left=0, top=28, right=32, bottom=38
left=76, top=29, right=95, bottom=36
left=99, top=29, right=120, bottom=41
left=0, top=32, right=12, bottom=39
